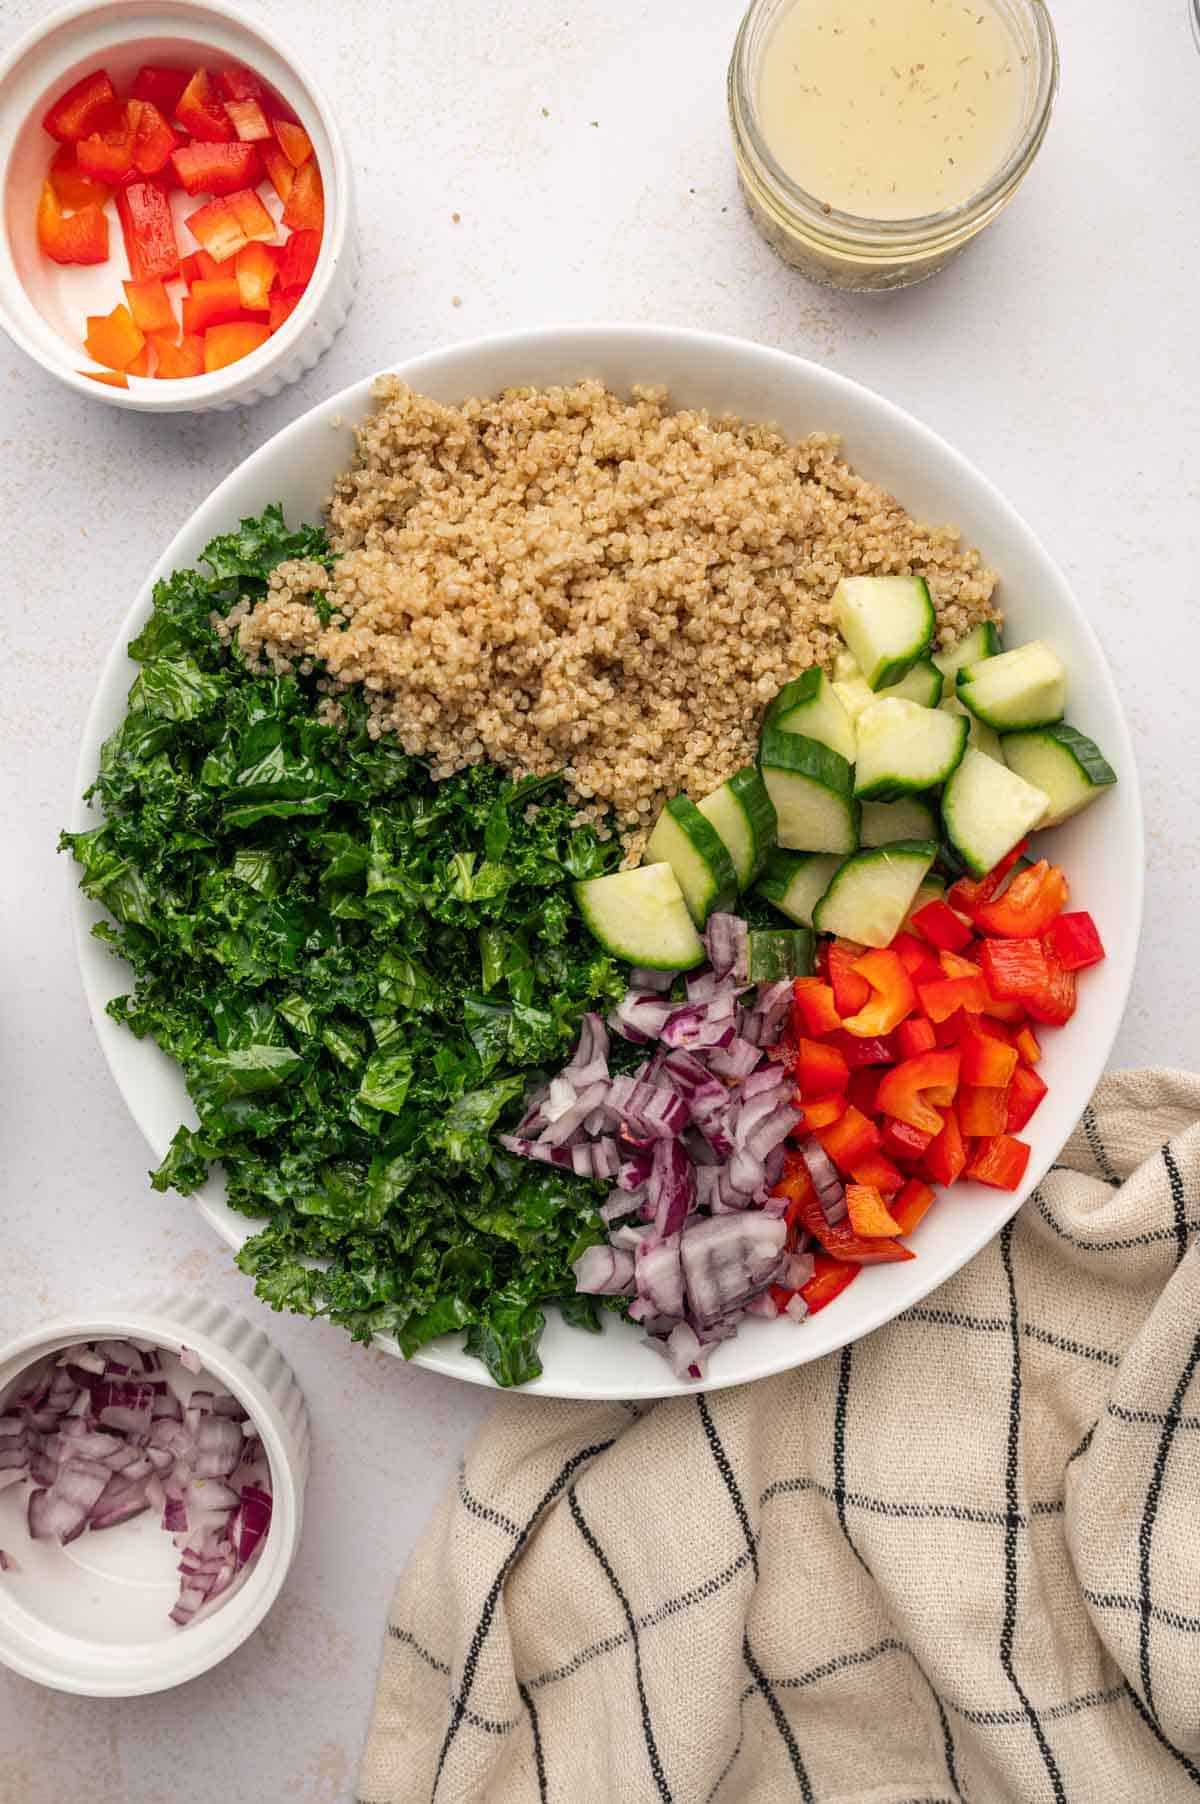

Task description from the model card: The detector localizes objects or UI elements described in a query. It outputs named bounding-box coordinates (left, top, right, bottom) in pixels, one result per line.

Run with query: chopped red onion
left=704, top=913, right=748, bottom=981
left=634, top=1238, right=685, bottom=1319
left=679, top=1214, right=787, bottom=1329
left=800, top=1141, right=847, bottom=1224
left=780, top=1252, right=816, bottom=1291
left=648, top=1138, right=695, bottom=1238
left=785, top=1293, right=811, bottom=1323
left=706, top=1036, right=762, bottom=1082
left=628, top=967, right=675, bottom=993
left=744, top=1291, right=779, bottom=1320
left=0, top=1550, right=17, bottom=1573
left=573, top=1245, right=636, bottom=1295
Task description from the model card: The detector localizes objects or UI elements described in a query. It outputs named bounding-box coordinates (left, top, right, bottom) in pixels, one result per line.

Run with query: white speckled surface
left=2, top=0, right=1198, bottom=1796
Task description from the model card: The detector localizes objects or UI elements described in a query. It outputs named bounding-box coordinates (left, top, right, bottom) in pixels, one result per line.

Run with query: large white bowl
left=70, top=324, right=1143, bottom=1398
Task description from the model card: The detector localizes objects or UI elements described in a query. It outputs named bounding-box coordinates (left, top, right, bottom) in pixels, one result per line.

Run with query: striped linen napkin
left=358, top=1070, right=1200, bottom=1804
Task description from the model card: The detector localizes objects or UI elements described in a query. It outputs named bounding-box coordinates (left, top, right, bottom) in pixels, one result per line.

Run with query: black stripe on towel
left=1163, top=1144, right=1189, bottom=1267
left=1138, top=1324, right=1200, bottom=1722
left=517, top=1680, right=547, bottom=1802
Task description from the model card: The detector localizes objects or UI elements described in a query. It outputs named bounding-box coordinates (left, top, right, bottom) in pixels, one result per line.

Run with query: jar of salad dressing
left=728, top=0, right=1057, bottom=290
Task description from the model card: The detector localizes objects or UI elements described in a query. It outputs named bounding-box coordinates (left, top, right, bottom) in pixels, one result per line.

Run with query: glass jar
left=728, top=0, right=1059, bottom=292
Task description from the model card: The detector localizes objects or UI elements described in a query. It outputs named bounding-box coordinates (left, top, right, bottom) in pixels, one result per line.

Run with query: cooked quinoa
left=228, top=377, right=998, bottom=852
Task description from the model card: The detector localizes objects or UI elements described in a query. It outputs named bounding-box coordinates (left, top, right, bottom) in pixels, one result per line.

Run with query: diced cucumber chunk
left=832, top=575, right=934, bottom=691
left=813, top=840, right=938, bottom=950
left=1001, top=723, right=1117, bottom=827
left=764, top=668, right=857, bottom=763
left=833, top=672, right=877, bottom=721
left=957, top=639, right=1066, bottom=731
left=575, top=863, right=705, bottom=970
left=940, top=747, right=1051, bottom=878
left=833, top=647, right=862, bottom=683
left=860, top=795, right=939, bottom=847
left=879, top=659, right=943, bottom=707
left=645, top=795, right=738, bottom=925
left=853, top=697, right=968, bottom=801
left=902, top=874, right=946, bottom=932
left=696, top=766, right=777, bottom=888
left=755, top=850, right=844, bottom=927
left=941, top=695, right=1004, bottom=762
left=746, top=928, right=814, bottom=982
left=758, top=726, right=860, bottom=854
left=933, top=620, right=1002, bottom=681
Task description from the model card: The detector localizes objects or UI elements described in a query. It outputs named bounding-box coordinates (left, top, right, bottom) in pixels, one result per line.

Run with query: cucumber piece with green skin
left=755, top=850, right=844, bottom=927
left=957, top=639, right=1066, bottom=731
left=575, top=863, right=705, bottom=970
left=813, top=840, right=939, bottom=950
left=860, top=795, right=939, bottom=847
left=747, top=928, right=815, bottom=982
left=696, top=767, right=777, bottom=888
left=833, top=672, right=876, bottom=721
left=833, top=648, right=861, bottom=683
left=1000, top=723, right=1117, bottom=826
left=853, top=697, right=968, bottom=801
left=763, top=668, right=857, bottom=763
left=940, top=747, right=1051, bottom=879
left=933, top=620, right=1002, bottom=682
left=757, top=726, right=860, bottom=854
left=880, top=659, right=943, bottom=707
left=941, top=694, right=1004, bottom=762
left=645, top=795, right=738, bottom=925
left=901, top=873, right=946, bottom=932
left=832, top=575, right=935, bottom=691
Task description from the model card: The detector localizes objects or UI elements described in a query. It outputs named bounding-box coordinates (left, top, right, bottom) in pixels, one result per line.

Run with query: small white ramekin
left=0, top=1293, right=310, bottom=1695
left=0, top=0, right=356, bottom=410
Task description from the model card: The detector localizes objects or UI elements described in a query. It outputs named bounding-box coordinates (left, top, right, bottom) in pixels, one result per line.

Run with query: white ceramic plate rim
left=69, top=322, right=1143, bottom=1398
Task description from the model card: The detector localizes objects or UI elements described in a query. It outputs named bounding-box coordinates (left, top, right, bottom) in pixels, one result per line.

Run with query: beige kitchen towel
left=358, top=1070, right=1200, bottom=1804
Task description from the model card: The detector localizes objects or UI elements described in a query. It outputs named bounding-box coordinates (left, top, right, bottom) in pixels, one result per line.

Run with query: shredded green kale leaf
left=61, top=506, right=627, bottom=1385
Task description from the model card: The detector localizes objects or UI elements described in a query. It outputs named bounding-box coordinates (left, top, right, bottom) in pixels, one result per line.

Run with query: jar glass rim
left=729, top=0, right=1059, bottom=249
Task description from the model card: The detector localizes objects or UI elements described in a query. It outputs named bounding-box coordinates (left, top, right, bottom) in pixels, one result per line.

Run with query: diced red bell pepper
left=949, top=840, right=1030, bottom=915
left=48, top=146, right=111, bottom=209
left=186, top=187, right=274, bottom=260
left=815, top=1104, right=881, bottom=1175
left=130, top=100, right=179, bottom=176
left=181, top=248, right=232, bottom=283
left=215, top=65, right=269, bottom=103
left=260, top=140, right=296, bottom=203
left=224, top=97, right=272, bottom=142
left=1026, top=942, right=1078, bottom=1027
left=1014, top=1025, right=1043, bottom=1066
left=959, top=1023, right=1019, bottom=1088
left=973, top=860, right=1069, bottom=939
left=845, top=1067, right=881, bottom=1117
left=116, top=181, right=179, bottom=280
left=151, top=332, right=205, bottom=378
left=131, top=65, right=192, bottom=115
left=891, top=931, right=942, bottom=986
left=938, top=948, right=983, bottom=980
left=958, top=1083, right=1010, bottom=1137
left=795, top=1193, right=916, bottom=1265
left=234, top=240, right=278, bottom=310
left=890, top=1177, right=936, bottom=1237
left=1044, top=910, right=1105, bottom=972
left=842, top=949, right=916, bottom=1037
left=276, top=227, right=321, bottom=291
left=774, top=1151, right=817, bottom=1228
left=176, top=67, right=237, bottom=141
left=910, top=897, right=974, bottom=952
left=846, top=1183, right=904, bottom=1237
left=123, top=277, right=176, bottom=335
left=171, top=140, right=264, bottom=196
left=826, top=1029, right=897, bottom=1070
left=880, top=1116, right=934, bottom=1165
left=272, top=116, right=313, bottom=167
left=876, top=1049, right=961, bottom=1136
left=895, top=1017, right=937, bottom=1059
left=84, top=303, right=146, bottom=371
left=797, top=1037, right=849, bottom=1097
left=918, top=974, right=989, bottom=1022
left=848, top=1150, right=905, bottom=1195
left=800, top=1253, right=862, bottom=1313
left=923, top=1106, right=967, bottom=1186
left=800, top=1094, right=847, bottom=1131
left=965, top=1133, right=1031, bottom=1191
left=80, top=367, right=128, bottom=388
left=181, top=276, right=245, bottom=334
left=35, top=182, right=109, bottom=265
left=980, top=994, right=1029, bottom=1025
left=793, top=978, right=841, bottom=1038
left=42, top=69, right=117, bottom=143
left=126, top=343, right=152, bottom=377
left=827, top=939, right=870, bottom=1015
left=281, top=156, right=323, bottom=232
left=1005, top=1063, right=1048, bottom=1133
left=935, top=1012, right=966, bottom=1047
left=204, top=319, right=271, bottom=370
left=980, top=938, right=1049, bottom=999
left=77, top=125, right=134, bottom=185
